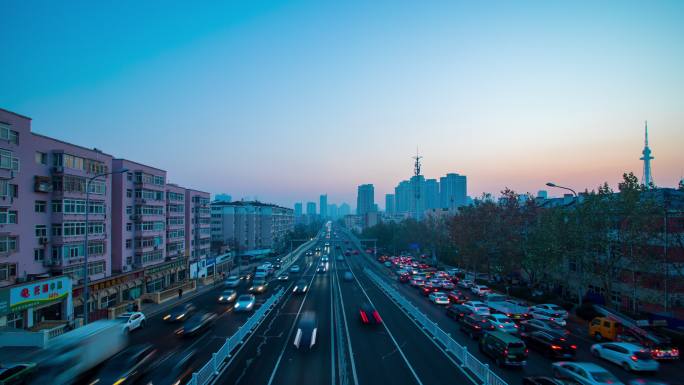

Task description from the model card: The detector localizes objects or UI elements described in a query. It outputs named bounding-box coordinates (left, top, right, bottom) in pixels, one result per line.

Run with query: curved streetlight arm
left=546, top=182, right=577, bottom=197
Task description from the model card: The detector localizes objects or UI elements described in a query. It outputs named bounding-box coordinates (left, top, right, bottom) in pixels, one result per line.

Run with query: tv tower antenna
left=640, top=121, right=654, bottom=188
left=412, top=147, right=422, bottom=177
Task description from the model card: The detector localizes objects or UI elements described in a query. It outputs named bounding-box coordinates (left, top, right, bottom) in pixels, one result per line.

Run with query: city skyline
left=2, top=1, right=683, bottom=209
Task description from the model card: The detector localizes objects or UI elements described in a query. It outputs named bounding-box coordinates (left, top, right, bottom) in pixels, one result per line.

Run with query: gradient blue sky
left=2, top=0, right=683, bottom=209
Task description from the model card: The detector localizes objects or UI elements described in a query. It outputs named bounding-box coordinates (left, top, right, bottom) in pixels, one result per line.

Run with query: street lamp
left=546, top=182, right=577, bottom=197
left=82, top=168, right=128, bottom=325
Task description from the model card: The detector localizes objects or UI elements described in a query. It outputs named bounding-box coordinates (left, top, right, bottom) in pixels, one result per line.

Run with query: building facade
left=319, top=194, right=328, bottom=219
left=439, top=173, right=467, bottom=209
left=356, top=184, right=375, bottom=215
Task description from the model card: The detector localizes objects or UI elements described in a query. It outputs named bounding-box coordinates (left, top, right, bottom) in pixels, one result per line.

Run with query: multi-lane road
left=80, top=225, right=681, bottom=385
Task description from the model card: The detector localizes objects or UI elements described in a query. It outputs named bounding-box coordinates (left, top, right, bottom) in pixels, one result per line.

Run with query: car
left=590, top=342, right=660, bottom=373
left=519, top=318, right=570, bottom=338
left=249, top=279, right=269, bottom=293
left=321, top=256, right=329, bottom=262
left=429, top=292, right=450, bottom=305
left=462, top=301, right=490, bottom=316
left=176, top=312, right=217, bottom=337
left=293, top=280, right=309, bottom=294
left=398, top=273, right=411, bottom=284
left=118, top=311, right=146, bottom=333
left=359, top=303, right=382, bottom=325
left=457, top=279, right=474, bottom=289
left=486, top=314, right=519, bottom=334
left=94, top=343, right=157, bottom=384
left=163, top=303, right=197, bottom=322
left=289, top=265, right=301, bottom=273
left=471, top=285, right=492, bottom=296
left=410, top=278, right=426, bottom=287
left=446, top=304, right=474, bottom=321
left=447, top=290, right=467, bottom=304
left=459, top=314, right=494, bottom=339
left=343, top=271, right=354, bottom=282
left=523, top=331, right=577, bottom=359
left=384, top=261, right=392, bottom=267
left=293, top=311, right=318, bottom=350
left=529, top=304, right=569, bottom=319
left=529, top=307, right=567, bottom=326
left=317, top=264, right=327, bottom=273
left=479, top=331, right=529, bottom=367
left=552, top=362, right=624, bottom=385
left=522, top=377, right=565, bottom=385
left=440, top=281, right=455, bottom=290
left=234, top=294, right=256, bottom=312
left=218, top=289, right=237, bottom=303
left=0, top=363, right=36, bottom=385
left=277, top=273, right=289, bottom=281
left=224, top=275, right=241, bottom=288
left=421, top=284, right=441, bottom=296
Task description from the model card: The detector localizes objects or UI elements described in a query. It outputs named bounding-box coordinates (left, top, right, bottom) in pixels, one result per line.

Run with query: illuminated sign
left=6, top=277, right=72, bottom=313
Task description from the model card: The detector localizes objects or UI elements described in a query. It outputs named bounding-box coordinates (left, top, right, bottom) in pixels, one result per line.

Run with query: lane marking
left=332, top=251, right=360, bottom=385
left=330, top=252, right=336, bottom=385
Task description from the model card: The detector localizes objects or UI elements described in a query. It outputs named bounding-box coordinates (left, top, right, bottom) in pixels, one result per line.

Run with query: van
left=478, top=331, right=528, bottom=367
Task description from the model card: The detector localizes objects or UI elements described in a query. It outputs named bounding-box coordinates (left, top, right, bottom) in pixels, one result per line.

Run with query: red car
left=447, top=290, right=467, bottom=304
left=399, top=273, right=411, bottom=283
left=360, top=304, right=382, bottom=325
left=421, top=284, right=440, bottom=296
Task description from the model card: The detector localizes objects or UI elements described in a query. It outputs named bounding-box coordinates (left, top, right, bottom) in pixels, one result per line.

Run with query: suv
left=458, top=314, right=494, bottom=339
left=479, top=331, right=529, bottom=367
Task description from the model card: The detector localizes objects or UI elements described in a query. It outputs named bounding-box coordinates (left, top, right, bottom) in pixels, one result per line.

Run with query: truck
left=485, top=295, right=530, bottom=320
left=31, top=320, right=127, bottom=384
left=589, top=306, right=679, bottom=360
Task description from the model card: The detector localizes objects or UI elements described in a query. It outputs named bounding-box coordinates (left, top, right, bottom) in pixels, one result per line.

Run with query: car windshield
left=238, top=295, right=253, bottom=302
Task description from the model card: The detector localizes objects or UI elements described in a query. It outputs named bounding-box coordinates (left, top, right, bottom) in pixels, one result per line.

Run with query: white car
left=471, top=285, right=492, bottom=296
left=428, top=292, right=450, bottom=305
left=529, top=308, right=567, bottom=326
left=486, top=314, right=519, bottom=333
left=552, top=362, right=624, bottom=385
left=590, top=343, right=659, bottom=373
left=118, top=312, right=146, bottom=333
left=462, top=301, right=490, bottom=316
left=529, top=304, right=569, bottom=319
left=277, top=274, right=289, bottom=281
left=224, top=276, right=241, bottom=288
left=234, top=294, right=256, bottom=312
left=458, top=279, right=474, bottom=289
left=289, top=265, right=301, bottom=273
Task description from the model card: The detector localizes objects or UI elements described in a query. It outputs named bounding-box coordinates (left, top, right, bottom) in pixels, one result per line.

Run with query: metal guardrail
left=186, top=287, right=286, bottom=385
left=364, top=268, right=508, bottom=385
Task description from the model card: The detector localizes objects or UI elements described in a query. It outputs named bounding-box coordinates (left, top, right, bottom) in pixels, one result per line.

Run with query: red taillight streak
left=360, top=311, right=369, bottom=323
left=570, top=345, right=577, bottom=349
left=373, top=310, right=382, bottom=323
left=551, top=345, right=562, bottom=350
left=631, top=355, right=639, bottom=362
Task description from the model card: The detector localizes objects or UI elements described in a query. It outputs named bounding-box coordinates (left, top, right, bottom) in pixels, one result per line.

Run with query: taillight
left=498, top=325, right=503, bottom=328
left=474, top=325, right=481, bottom=329
left=514, top=324, right=519, bottom=328
left=503, top=348, right=509, bottom=355
left=631, top=355, right=639, bottom=362
left=551, top=345, right=562, bottom=350
left=524, top=348, right=529, bottom=355
left=373, top=310, right=382, bottom=323
left=570, top=345, right=577, bottom=349
left=360, top=311, right=369, bottom=324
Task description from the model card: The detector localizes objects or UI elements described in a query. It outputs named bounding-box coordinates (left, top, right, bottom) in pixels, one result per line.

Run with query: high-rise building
left=338, top=203, right=351, bottom=217
left=356, top=184, right=375, bottom=215
left=395, top=180, right=411, bottom=214
left=165, top=184, right=186, bottom=260
left=306, top=202, right=316, bottom=216
left=385, top=194, right=395, bottom=214
left=186, top=189, right=211, bottom=262
left=327, top=203, right=338, bottom=219
left=439, top=173, right=467, bottom=209
left=319, top=194, right=328, bottom=219
left=425, top=179, right=440, bottom=209
left=294, top=202, right=303, bottom=217
left=409, top=175, right=426, bottom=220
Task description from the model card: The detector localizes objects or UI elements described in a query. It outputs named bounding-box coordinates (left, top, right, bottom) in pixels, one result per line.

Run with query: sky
left=2, top=0, right=683, bottom=210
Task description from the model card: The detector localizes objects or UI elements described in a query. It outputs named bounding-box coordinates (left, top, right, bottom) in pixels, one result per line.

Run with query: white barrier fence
left=364, top=268, right=508, bottom=385
left=187, top=287, right=286, bottom=385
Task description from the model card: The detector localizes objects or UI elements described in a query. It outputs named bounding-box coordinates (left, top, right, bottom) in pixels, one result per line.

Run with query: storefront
left=214, top=252, right=235, bottom=277
left=144, top=257, right=187, bottom=293
left=0, top=276, right=72, bottom=330
left=72, top=271, right=144, bottom=322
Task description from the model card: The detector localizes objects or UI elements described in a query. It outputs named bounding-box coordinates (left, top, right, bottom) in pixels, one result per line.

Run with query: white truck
left=485, top=295, right=530, bottom=320
left=32, top=320, right=127, bottom=384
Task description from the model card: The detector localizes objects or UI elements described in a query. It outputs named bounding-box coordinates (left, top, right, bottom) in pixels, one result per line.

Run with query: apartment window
left=126, top=223, right=132, bottom=231
left=87, top=222, right=105, bottom=235
left=52, top=224, right=62, bottom=236
left=0, top=124, right=19, bottom=145
left=88, top=242, right=104, bottom=256
left=35, top=151, right=48, bottom=165
left=125, top=239, right=132, bottom=249
left=127, top=172, right=133, bottom=181
left=88, top=180, right=106, bottom=195
left=126, top=206, right=132, bottom=215
left=34, top=248, right=45, bottom=261
left=35, top=225, right=47, bottom=238
left=63, top=154, right=85, bottom=170
left=0, top=236, right=18, bottom=253
left=0, top=208, right=17, bottom=224
left=35, top=200, right=46, bottom=213
left=126, top=189, right=132, bottom=198
left=0, top=149, right=19, bottom=171
left=101, top=293, right=117, bottom=308
left=0, top=263, right=17, bottom=281
left=9, top=184, right=17, bottom=198
left=153, top=175, right=164, bottom=186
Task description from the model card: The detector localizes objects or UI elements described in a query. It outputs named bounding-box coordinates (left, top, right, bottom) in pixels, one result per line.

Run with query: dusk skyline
left=2, top=1, right=683, bottom=209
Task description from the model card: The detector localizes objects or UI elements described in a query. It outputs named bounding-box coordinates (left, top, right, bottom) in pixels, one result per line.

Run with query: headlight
left=246, top=303, right=253, bottom=309
left=163, top=315, right=171, bottom=320
left=235, top=303, right=240, bottom=308
left=176, top=313, right=185, bottom=320
left=219, top=296, right=224, bottom=300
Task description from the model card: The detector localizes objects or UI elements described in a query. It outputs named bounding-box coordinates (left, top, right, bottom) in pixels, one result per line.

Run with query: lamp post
left=546, top=182, right=577, bottom=197
left=82, top=168, right=128, bottom=325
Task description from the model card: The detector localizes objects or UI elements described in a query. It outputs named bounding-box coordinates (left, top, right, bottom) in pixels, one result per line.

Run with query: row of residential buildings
left=0, top=108, right=294, bottom=332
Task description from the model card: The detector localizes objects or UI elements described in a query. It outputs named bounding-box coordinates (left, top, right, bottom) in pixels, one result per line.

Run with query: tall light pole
left=546, top=182, right=577, bottom=197
left=83, top=168, right=128, bottom=325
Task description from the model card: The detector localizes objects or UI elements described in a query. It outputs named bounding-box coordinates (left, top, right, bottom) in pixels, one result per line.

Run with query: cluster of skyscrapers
left=293, top=195, right=351, bottom=224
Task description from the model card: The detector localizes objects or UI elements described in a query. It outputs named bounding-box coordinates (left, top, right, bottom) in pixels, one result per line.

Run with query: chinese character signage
left=5, top=276, right=72, bottom=314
